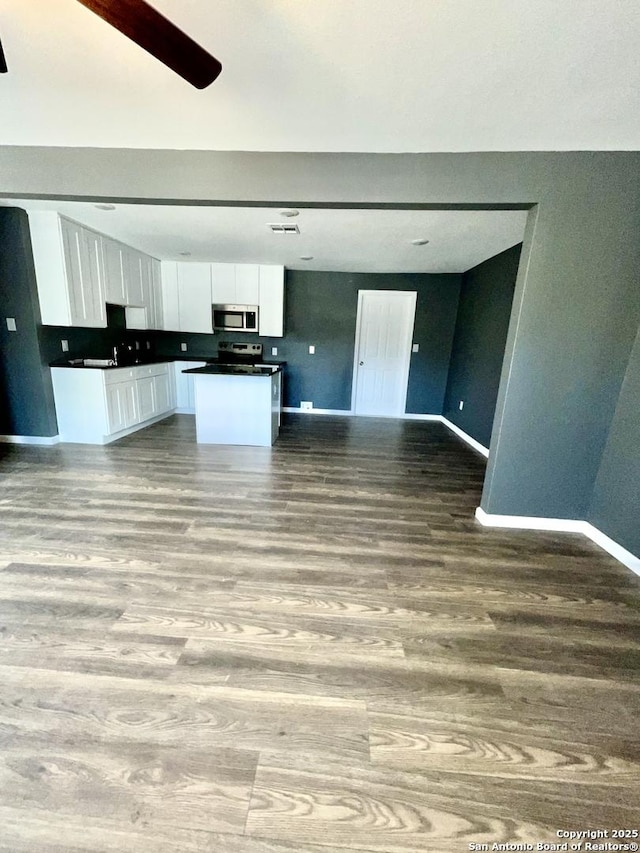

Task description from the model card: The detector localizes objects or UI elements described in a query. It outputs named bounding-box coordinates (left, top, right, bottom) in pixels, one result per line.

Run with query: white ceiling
left=1, top=0, right=639, bottom=153
left=0, top=199, right=528, bottom=272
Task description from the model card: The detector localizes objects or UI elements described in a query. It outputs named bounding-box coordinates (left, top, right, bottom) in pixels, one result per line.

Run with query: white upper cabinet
left=235, top=264, right=260, bottom=304
left=29, top=212, right=106, bottom=328
left=125, top=247, right=145, bottom=306
left=258, top=265, right=285, bottom=337
left=160, top=262, right=213, bottom=334
left=151, top=259, right=163, bottom=329
left=79, top=227, right=107, bottom=328
left=160, top=262, right=180, bottom=331
left=103, top=239, right=127, bottom=305
left=126, top=253, right=152, bottom=329
left=211, top=263, right=260, bottom=306
left=177, top=263, right=213, bottom=334
left=210, top=263, right=237, bottom=304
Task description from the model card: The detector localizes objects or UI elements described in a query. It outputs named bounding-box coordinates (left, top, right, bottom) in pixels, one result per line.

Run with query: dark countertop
left=50, top=357, right=286, bottom=371
left=183, top=365, right=283, bottom=377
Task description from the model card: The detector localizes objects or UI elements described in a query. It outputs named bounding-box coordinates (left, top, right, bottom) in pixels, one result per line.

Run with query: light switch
left=309, top=345, right=315, bottom=354
left=181, top=342, right=188, bottom=352
left=61, top=339, right=69, bottom=352
left=412, top=343, right=419, bottom=353
left=271, top=347, right=278, bottom=356
left=6, top=318, right=17, bottom=332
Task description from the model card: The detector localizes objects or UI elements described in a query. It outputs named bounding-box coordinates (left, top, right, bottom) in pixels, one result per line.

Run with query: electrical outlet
left=412, top=343, right=419, bottom=353
left=459, top=400, right=464, bottom=411
left=271, top=347, right=278, bottom=356
left=61, top=339, right=69, bottom=352
left=146, top=341, right=151, bottom=350
left=309, top=345, right=315, bottom=354
left=135, top=341, right=140, bottom=350
left=300, top=401, right=313, bottom=411
left=6, top=318, right=17, bottom=332
left=181, top=342, right=188, bottom=352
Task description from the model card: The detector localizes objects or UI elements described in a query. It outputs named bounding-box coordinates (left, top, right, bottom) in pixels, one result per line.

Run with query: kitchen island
left=182, top=364, right=282, bottom=446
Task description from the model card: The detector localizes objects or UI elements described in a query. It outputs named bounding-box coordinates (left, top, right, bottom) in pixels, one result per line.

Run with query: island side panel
left=193, top=374, right=274, bottom=446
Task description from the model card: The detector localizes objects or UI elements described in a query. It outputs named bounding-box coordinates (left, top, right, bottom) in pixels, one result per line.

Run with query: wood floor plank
left=368, top=708, right=640, bottom=782
left=0, top=740, right=258, bottom=835
left=0, top=663, right=369, bottom=762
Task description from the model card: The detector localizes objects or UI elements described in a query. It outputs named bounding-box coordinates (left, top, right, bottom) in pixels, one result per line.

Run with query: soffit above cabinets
left=0, top=199, right=528, bottom=273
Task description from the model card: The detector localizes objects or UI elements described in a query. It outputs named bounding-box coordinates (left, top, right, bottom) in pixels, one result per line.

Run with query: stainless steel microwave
left=212, top=304, right=259, bottom=333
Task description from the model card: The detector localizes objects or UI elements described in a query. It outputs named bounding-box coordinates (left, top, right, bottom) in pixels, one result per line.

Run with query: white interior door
left=352, top=290, right=417, bottom=416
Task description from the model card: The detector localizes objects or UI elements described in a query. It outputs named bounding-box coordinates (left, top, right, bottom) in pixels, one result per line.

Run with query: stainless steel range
left=216, top=342, right=279, bottom=373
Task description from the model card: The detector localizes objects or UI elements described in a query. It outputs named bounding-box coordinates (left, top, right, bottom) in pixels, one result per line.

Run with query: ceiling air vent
left=268, top=223, right=300, bottom=234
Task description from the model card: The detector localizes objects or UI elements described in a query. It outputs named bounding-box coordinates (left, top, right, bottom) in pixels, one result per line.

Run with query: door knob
left=359, top=361, right=364, bottom=365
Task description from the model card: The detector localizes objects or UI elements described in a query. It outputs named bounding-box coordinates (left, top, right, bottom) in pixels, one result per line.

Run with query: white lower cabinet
left=137, top=375, right=156, bottom=421
left=52, top=363, right=176, bottom=444
left=106, top=380, right=139, bottom=433
left=154, top=370, right=172, bottom=413
left=174, top=361, right=207, bottom=411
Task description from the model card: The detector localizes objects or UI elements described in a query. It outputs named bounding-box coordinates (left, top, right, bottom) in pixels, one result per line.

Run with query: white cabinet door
left=137, top=375, right=156, bottom=420
left=28, top=211, right=71, bottom=326
left=82, top=229, right=107, bottom=328
left=60, top=219, right=106, bottom=328
left=154, top=372, right=172, bottom=413
left=161, top=262, right=180, bottom=331
left=106, top=380, right=139, bottom=432
left=105, top=383, right=126, bottom=434
left=125, top=248, right=144, bottom=306
left=175, top=361, right=206, bottom=411
left=103, top=238, right=127, bottom=305
left=177, top=263, right=212, bottom=333
left=106, top=376, right=140, bottom=431
left=258, top=265, right=285, bottom=337
left=127, top=254, right=152, bottom=329
left=235, top=264, right=260, bottom=304
left=121, top=380, right=140, bottom=427
left=151, top=259, right=163, bottom=329
left=142, top=255, right=154, bottom=321
left=210, top=263, right=236, bottom=304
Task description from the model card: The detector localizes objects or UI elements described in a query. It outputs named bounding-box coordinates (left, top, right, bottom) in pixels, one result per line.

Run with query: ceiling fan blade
left=0, top=35, right=8, bottom=73
left=76, top=0, right=222, bottom=89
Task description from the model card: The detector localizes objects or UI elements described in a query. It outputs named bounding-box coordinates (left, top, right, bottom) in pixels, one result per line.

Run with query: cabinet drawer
left=135, top=363, right=169, bottom=379
left=104, top=367, right=136, bottom=384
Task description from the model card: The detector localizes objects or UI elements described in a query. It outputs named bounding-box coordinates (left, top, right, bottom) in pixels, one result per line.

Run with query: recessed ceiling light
left=178, top=251, right=192, bottom=257
left=280, top=209, right=299, bottom=217
left=94, top=203, right=116, bottom=211
left=300, top=255, right=314, bottom=261
left=411, top=238, right=430, bottom=246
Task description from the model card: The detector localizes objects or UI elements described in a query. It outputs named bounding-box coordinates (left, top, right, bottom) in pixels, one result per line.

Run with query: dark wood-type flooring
left=1, top=414, right=639, bottom=852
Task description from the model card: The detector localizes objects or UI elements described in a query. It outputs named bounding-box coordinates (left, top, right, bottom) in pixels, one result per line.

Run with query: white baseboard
left=282, top=409, right=490, bottom=458
left=582, top=523, right=640, bottom=576
left=283, top=407, right=353, bottom=416
left=440, top=418, right=490, bottom=458
left=475, top=507, right=640, bottom=576
left=0, top=434, right=60, bottom=446
left=399, top=413, right=443, bottom=421
left=284, top=408, right=444, bottom=423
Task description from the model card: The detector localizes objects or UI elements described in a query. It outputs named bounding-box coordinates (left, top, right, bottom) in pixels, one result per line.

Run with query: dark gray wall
left=0, top=208, right=57, bottom=437
left=1, top=148, right=640, bottom=551
left=283, top=271, right=460, bottom=411
left=588, top=322, right=640, bottom=557
left=443, top=244, right=521, bottom=447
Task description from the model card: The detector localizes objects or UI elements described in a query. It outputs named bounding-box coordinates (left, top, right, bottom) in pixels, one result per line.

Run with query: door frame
left=350, top=289, right=417, bottom=417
